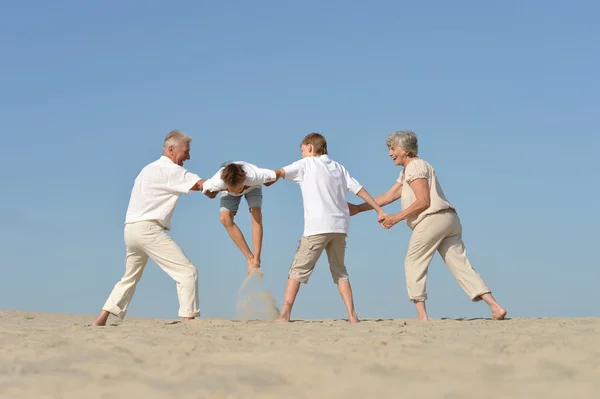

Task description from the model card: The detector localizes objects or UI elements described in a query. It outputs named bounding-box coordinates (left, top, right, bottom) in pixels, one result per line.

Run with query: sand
left=1, top=309, right=599, bottom=399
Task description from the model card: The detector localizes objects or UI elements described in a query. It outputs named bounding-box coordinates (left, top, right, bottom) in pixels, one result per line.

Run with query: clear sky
left=1, top=1, right=598, bottom=320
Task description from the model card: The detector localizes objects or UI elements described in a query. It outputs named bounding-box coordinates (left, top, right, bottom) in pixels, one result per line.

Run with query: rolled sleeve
left=168, top=168, right=201, bottom=194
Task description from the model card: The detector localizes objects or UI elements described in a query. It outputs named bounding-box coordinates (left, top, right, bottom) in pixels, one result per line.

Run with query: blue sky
left=1, top=1, right=598, bottom=320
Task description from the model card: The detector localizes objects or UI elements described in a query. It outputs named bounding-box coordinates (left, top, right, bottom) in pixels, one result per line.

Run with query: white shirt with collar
left=125, top=156, right=201, bottom=230
left=202, top=161, right=276, bottom=197
left=283, top=155, right=363, bottom=236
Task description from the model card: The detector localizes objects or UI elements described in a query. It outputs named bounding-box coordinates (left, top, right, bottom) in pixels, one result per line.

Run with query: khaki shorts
left=289, top=233, right=349, bottom=284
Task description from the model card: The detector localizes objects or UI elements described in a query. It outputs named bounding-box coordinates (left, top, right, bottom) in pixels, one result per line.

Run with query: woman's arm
left=380, top=178, right=430, bottom=228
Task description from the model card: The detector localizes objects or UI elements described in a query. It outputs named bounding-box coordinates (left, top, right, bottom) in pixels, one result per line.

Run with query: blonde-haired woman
left=350, top=131, right=506, bottom=321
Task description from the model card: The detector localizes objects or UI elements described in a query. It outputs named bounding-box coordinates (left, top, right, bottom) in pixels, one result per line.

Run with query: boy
left=270, top=133, right=387, bottom=323
left=202, top=161, right=277, bottom=273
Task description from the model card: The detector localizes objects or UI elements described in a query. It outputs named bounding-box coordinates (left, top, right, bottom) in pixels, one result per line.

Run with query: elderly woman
left=350, top=131, right=506, bottom=321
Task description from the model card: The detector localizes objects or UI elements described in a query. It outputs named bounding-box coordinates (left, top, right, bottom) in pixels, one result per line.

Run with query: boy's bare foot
left=276, top=314, right=290, bottom=322
left=91, top=310, right=110, bottom=326
left=348, top=311, right=360, bottom=324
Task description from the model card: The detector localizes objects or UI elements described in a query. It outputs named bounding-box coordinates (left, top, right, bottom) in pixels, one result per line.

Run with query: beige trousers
left=103, top=220, right=200, bottom=319
left=405, top=210, right=490, bottom=302
left=289, top=233, right=349, bottom=284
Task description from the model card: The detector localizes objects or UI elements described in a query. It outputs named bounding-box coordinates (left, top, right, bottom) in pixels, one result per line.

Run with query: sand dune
left=1, top=309, right=599, bottom=398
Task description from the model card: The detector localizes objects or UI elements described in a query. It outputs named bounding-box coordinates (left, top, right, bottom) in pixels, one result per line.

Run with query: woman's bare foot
left=183, top=317, right=195, bottom=321
left=414, top=301, right=429, bottom=321
left=348, top=311, right=360, bottom=324
left=479, top=293, right=507, bottom=320
left=491, top=306, right=507, bottom=320
left=91, top=310, right=110, bottom=326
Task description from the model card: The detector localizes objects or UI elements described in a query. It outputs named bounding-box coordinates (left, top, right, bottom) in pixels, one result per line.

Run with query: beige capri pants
left=405, top=209, right=491, bottom=302
left=288, top=233, right=349, bottom=284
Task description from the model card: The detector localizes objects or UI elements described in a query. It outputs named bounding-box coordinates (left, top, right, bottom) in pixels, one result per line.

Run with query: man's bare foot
left=91, top=310, right=110, bottom=326
left=183, top=317, right=195, bottom=321
left=491, top=306, right=507, bottom=320
left=417, top=313, right=430, bottom=321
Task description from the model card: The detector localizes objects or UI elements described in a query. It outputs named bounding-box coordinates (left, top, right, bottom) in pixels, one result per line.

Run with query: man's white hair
left=162, top=130, right=192, bottom=153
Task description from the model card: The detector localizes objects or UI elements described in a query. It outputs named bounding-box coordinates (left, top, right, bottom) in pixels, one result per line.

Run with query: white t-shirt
left=283, top=155, right=363, bottom=236
left=202, top=161, right=276, bottom=197
left=397, top=158, right=455, bottom=230
left=125, top=156, right=201, bottom=230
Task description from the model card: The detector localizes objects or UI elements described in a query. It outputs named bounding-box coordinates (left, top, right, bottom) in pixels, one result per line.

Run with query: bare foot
left=276, top=313, right=290, bottom=322
left=91, top=310, right=109, bottom=326
left=348, top=311, right=360, bottom=324
left=183, top=317, right=195, bottom=322
left=414, top=301, right=429, bottom=321
left=491, top=306, right=507, bottom=320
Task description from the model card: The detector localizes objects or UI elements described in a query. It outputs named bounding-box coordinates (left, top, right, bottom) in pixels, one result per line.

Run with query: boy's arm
left=355, top=188, right=386, bottom=220
left=354, top=182, right=402, bottom=213
left=264, top=168, right=285, bottom=186
left=201, top=169, right=227, bottom=196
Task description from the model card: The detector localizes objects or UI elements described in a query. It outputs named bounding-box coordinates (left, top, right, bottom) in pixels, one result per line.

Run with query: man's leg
left=246, top=187, right=264, bottom=271
left=220, top=195, right=255, bottom=271
left=325, top=234, right=359, bottom=323
left=277, top=235, right=327, bottom=322
left=92, top=225, right=148, bottom=326
left=142, top=224, right=200, bottom=319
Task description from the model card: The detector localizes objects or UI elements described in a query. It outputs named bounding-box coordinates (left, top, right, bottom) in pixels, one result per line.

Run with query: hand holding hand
left=264, top=178, right=278, bottom=187
left=204, top=190, right=218, bottom=199
left=348, top=203, right=359, bottom=216
left=379, top=212, right=400, bottom=229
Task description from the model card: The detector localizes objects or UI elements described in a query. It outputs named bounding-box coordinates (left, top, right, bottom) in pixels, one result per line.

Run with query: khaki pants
left=289, top=233, right=349, bottom=284
left=405, top=210, right=490, bottom=302
left=102, top=220, right=200, bottom=319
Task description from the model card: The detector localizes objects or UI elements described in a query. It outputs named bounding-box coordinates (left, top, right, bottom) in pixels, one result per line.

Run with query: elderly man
left=91, top=130, right=206, bottom=326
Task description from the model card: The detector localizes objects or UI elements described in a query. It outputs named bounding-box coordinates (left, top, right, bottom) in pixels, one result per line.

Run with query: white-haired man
left=92, top=130, right=206, bottom=326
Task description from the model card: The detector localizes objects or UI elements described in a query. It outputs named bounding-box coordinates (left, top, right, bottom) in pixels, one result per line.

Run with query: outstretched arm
left=355, top=188, right=387, bottom=222
left=350, top=182, right=402, bottom=215
left=264, top=168, right=286, bottom=186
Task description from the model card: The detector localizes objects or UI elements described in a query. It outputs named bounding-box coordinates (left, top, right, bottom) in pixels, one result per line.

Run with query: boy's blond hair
left=302, top=133, right=328, bottom=156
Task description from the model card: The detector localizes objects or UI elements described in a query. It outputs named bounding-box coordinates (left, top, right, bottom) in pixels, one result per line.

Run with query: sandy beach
left=1, top=309, right=599, bottom=399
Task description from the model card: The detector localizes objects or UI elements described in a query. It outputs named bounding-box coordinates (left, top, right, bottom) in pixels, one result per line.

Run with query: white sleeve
left=282, top=159, right=305, bottom=183
left=343, top=167, right=363, bottom=195
left=202, top=168, right=227, bottom=193
left=244, top=164, right=277, bottom=185
left=167, top=167, right=201, bottom=194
